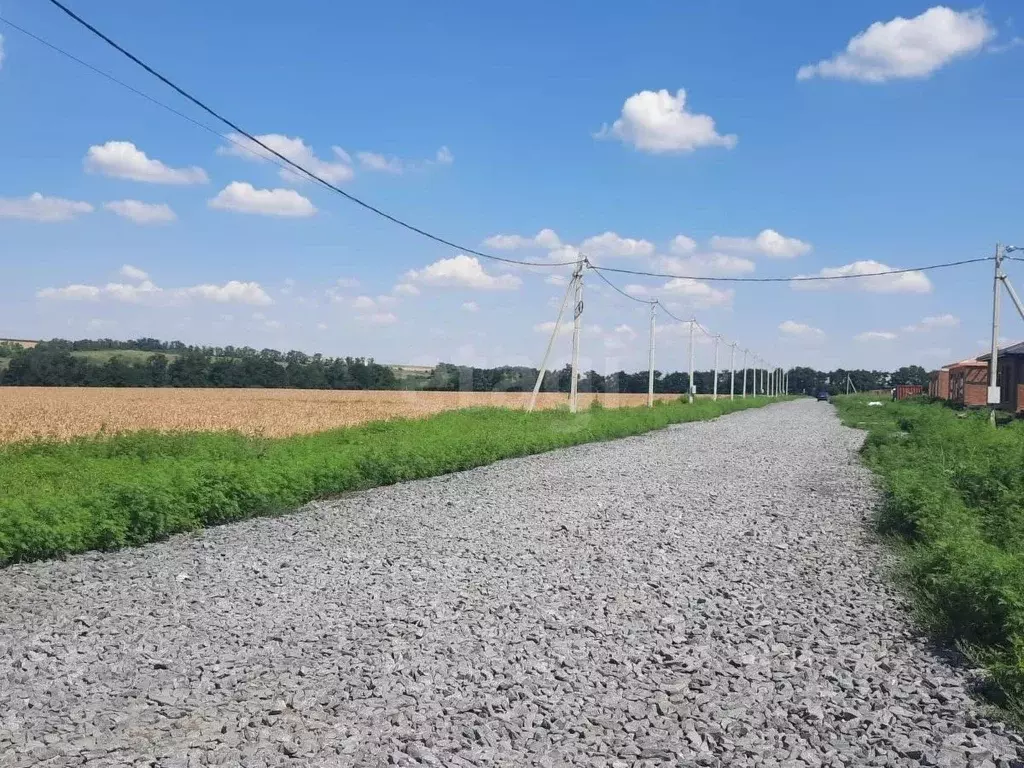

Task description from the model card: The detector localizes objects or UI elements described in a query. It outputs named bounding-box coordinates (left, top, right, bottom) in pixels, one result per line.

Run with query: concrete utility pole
left=741, top=349, right=748, bottom=398
left=712, top=334, right=720, bottom=400
left=687, top=319, right=695, bottom=404
left=647, top=301, right=656, bottom=408
left=569, top=258, right=584, bottom=414
left=761, top=365, right=766, bottom=397
left=988, top=243, right=1005, bottom=426
left=729, top=342, right=737, bottom=400
left=528, top=270, right=576, bottom=412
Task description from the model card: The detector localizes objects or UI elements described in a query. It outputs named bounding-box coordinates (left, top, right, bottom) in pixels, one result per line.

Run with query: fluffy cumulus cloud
left=855, top=330, right=898, bottom=342
left=392, top=282, right=420, bottom=296
left=657, top=252, right=755, bottom=277
left=779, top=320, right=825, bottom=339
left=357, top=146, right=455, bottom=175
left=596, top=88, right=737, bottom=153
left=85, top=141, right=208, bottom=184
left=104, top=200, right=176, bottom=224
left=710, top=229, right=811, bottom=259
left=219, top=133, right=353, bottom=184
left=792, top=260, right=932, bottom=294
left=670, top=235, right=698, bottom=255
left=627, top=278, right=733, bottom=308
left=461, top=301, right=479, bottom=312
left=404, top=255, right=522, bottom=290
left=37, top=275, right=272, bottom=306
left=0, top=192, right=93, bottom=222
left=208, top=182, right=316, bottom=217
left=797, top=6, right=994, bottom=83
left=119, top=264, right=150, bottom=281
left=903, top=313, right=960, bottom=332
left=580, top=231, right=655, bottom=259
left=483, top=228, right=562, bottom=251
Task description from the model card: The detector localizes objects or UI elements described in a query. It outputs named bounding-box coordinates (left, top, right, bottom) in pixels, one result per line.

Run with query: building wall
left=929, top=369, right=950, bottom=399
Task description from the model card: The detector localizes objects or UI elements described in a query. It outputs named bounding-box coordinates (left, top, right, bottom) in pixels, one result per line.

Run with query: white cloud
left=596, top=88, right=737, bottom=153
left=219, top=133, right=354, bottom=184
left=534, top=321, right=601, bottom=337
left=358, top=151, right=404, bottom=174
left=39, top=276, right=273, bottom=307
left=545, top=274, right=569, bottom=287
left=580, top=231, right=655, bottom=259
left=404, top=254, right=522, bottom=290
left=462, top=301, right=479, bottom=312
left=797, top=6, right=994, bottom=83
left=670, top=235, right=698, bottom=255
left=119, top=264, right=150, bottom=282
left=85, top=141, right=208, bottom=184
left=37, top=284, right=101, bottom=301
left=393, top=282, right=421, bottom=296
left=710, top=229, right=811, bottom=259
left=483, top=228, right=563, bottom=251
left=628, top=277, right=733, bottom=308
left=104, top=200, right=176, bottom=224
left=0, top=192, right=93, bottom=222
left=435, top=146, right=454, bottom=165
left=336, top=277, right=360, bottom=289
left=855, top=331, right=898, bottom=342
left=208, top=182, right=316, bottom=217
left=352, top=295, right=377, bottom=310
left=792, top=260, right=932, bottom=294
left=903, top=313, right=960, bottom=332
left=0, top=34, right=5, bottom=71
left=657, top=252, right=756, bottom=277
left=358, top=312, right=398, bottom=326
left=779, top=320, right=825, bottom=339
left=182, top=281, right=274, bottom=306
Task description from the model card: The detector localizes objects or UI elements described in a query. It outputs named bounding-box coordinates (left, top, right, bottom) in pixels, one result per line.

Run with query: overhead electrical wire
left=28, top=1, right=580, bottom=269
left=13, top=5, right=1000, bottom=287
left=587, top=256, right=993, bottom=284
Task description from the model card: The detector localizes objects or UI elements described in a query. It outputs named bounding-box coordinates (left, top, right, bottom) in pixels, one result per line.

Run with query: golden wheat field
left=0, top=387, right=686, bottom=443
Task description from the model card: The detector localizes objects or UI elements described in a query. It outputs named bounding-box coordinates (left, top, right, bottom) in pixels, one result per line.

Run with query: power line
left=587, top=256, right=992, bottom=284
left=32, top=1, right=579, bottom=269
left=588, top=264, right=654, bottom=305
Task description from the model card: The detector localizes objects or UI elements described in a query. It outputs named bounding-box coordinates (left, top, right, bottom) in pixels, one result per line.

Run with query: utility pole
left=647, top=301, right=656, bottom=408
left=712, top=334, right=720, bottom=400
left=528, top=270, right=576, bottom=412
left=729, top=342, right=737, bottom=400
left=687, top=319, right=695, bottom=404
left=741, top=349, right=748, bottom=398
left=988, top=243, right=1005, bottom=426
left=569, top=258, right=584, bottom=414
left=761, top=365, right=766, bottom=397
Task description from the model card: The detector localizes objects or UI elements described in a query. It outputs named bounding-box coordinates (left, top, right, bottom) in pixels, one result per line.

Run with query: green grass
left=0, top=396, right=777, bottom=566
left=836, top=395, right=1024, bottom=712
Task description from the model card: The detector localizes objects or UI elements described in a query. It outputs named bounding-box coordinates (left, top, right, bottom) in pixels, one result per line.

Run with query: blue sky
left=1, top=1, right=1023, bottom=373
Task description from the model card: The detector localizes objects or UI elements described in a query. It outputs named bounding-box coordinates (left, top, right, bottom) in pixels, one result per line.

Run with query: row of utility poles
left=530, top=258, right=790, bottom=413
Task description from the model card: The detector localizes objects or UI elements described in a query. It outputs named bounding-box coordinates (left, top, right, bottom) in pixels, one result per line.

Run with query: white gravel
left=2, top=400, right=1021, bottom=767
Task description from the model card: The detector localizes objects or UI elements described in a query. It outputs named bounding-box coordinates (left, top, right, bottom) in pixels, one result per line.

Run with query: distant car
left=816, top=391, right=830, bottom=401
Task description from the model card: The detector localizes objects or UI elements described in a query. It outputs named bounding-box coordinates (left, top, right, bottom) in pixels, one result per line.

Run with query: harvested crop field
left=0, top=387, right=684, bottom=443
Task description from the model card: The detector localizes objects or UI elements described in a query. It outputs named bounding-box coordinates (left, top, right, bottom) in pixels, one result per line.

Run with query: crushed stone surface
left=2, top=400, right=1021, bottom=767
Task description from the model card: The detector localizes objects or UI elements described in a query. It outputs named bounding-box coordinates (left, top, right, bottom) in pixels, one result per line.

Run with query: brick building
left=978, top=342, right=1024, bottom=414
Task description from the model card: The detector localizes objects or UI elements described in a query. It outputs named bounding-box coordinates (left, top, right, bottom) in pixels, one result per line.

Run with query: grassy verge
left=836, top=395, right=1024, bottom=712
left=0, top=396, right=776, bottom=566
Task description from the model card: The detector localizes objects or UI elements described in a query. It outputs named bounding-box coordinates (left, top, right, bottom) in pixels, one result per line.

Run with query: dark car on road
left=816, top=390, right=830, bottom=401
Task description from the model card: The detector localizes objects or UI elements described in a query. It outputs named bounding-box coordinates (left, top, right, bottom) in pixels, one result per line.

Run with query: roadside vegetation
left=0, top=396, right=774, bottom=566
left=837, top=395, right=1024, bottom=713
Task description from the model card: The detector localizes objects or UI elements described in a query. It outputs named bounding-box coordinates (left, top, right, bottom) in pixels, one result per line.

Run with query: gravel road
left=2, top=400, right=1021, bottom=768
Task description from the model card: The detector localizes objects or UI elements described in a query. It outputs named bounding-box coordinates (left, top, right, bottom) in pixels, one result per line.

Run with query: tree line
left=0, top=338, right=932, bottom=395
